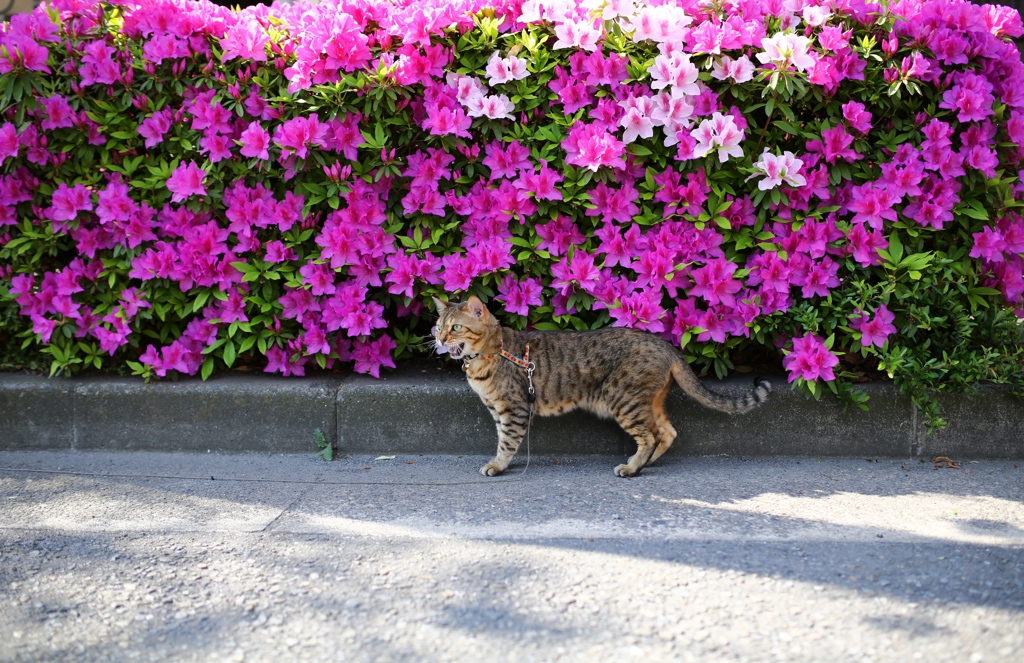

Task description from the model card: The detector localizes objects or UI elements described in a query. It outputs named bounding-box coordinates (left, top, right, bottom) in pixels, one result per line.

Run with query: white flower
left=629, top=5, right=692, bottom=43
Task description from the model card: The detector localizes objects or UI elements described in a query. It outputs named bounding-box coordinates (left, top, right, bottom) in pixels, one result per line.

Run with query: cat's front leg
left=480, top=406, right=530, bottom=477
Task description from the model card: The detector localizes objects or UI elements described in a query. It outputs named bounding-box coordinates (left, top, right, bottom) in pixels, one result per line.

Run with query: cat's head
left=432, top=296, right=499, bottom=360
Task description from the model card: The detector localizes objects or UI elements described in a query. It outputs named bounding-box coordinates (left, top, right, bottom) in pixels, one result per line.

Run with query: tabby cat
left=432, top=296, right=771, bottom=477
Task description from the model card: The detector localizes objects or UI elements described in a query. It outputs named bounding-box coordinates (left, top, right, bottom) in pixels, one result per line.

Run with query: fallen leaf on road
left=931, top=456, right=961, bottom=469
left=374, top=455, right=396, bottom=460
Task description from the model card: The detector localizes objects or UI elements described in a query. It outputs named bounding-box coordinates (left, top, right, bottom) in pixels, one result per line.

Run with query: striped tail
left=671, top=360, right=771, bottom=414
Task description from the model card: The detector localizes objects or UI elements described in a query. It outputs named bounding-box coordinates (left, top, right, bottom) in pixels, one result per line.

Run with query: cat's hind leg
left=480, top=404, right=530, bottom=477
left=614, top=421, right=659, bottom=477
left=647, top=380, right=677, bottom=466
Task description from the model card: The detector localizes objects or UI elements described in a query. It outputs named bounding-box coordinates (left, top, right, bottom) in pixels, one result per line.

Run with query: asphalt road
left=0, top=450, right=1021, bottom=662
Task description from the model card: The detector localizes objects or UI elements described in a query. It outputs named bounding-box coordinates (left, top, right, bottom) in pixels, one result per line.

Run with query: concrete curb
left=1, top=371, right=1021, bottom=458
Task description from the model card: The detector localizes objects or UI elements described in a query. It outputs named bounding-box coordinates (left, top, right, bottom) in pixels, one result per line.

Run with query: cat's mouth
left=446, top=341, right=466, bottom=359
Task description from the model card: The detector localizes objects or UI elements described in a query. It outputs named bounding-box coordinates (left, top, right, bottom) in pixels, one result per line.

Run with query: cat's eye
left=452, top=324, right=463, bottom=332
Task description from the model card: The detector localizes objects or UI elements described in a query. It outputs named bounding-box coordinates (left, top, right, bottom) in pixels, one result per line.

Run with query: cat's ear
left=432, top=297, right=448, bottom=314
left=466, top=296, right=489, bottom=320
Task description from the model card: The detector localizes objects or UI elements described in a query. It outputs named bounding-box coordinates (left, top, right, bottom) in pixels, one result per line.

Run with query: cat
left=432, top=296, right=771, bottom=477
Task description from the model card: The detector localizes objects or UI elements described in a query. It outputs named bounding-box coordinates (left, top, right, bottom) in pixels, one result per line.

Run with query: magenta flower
left=496, top=274, right=543, bottom=316
left=848, top=183, right=899, bottom=230
left=239, top=121, right=271, bottom=160
left=842, top=101, right=872, bottom=135
left=515, top=162, right=563, bottom=201
left=689, top=258, right=742, bottom=307
left=551, top=251, right=601, bottom=295
left=854, top=306, right=897, bottom=348
left=535, top=216, right=585, bottom=256
left=274, top=115, right=327, bottom=160
left=424, top=103, right=473, bottom=137
left=138, top=110, right=173, bottom=149
left=351, top=335, right=396, bottom=378
left=299, top=261, right=337, bottom=296
left=165, top=162, right=207, bottom=203
left=40, top=94, right=74, bottom=131
left=483, top=140, right=531, bottom=180
left=0, top=122, right=19, bottom=163
left=808, top=125, right=860, bottom=164
left=220, top=17, right=269, bottom=63
left=563, top=123, right=626, bottom=172
left=783, top=334, right=839, bottom=383
left=48, top=182, right=93, bottom=222
left=970, top=226, right=1007, bottom=263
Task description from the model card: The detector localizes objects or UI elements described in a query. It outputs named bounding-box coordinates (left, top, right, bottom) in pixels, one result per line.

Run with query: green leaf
left=223, top=339, right=237, bottom=367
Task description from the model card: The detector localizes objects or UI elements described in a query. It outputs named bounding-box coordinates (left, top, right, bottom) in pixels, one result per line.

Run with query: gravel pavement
left=0, top=450, right=1022, bottom=662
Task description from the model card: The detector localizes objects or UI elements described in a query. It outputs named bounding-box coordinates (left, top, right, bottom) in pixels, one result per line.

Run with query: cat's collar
left=462, top=343, right=533, bottom=371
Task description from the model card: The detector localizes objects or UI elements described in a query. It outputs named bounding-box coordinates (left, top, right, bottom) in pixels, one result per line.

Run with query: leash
left=462, top=342, right=536, bottom=480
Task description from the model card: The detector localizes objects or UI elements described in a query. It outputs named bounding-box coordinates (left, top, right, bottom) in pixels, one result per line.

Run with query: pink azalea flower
left=424, top=103, right=473, bottom=137
left=535, top=216, right=585, bottom=256
left=970, top=226, right=1007, bottom=262
left=220, top=17, right=269, bottom=63
left=689, top=258, right=742, bottom=307
left=854, top=305, right=897, bottom=348
left=40, top=94, right=74, bottom=131
left=807, top=125, right=861, bottom=164
left=842, top=101, right=872, bottom=135
left=515, top=161, right=564, bottom=201
left=483, top=140, right=531, bottom=180
left=496, top=274, right=544, bottom=316
left=274, top=115, right=327, bottom=160
left=551, top=251, right=601, bottom=295
left=783, top=333, right=839, bottom=383
left=138, top=109, right=173, bottom=149
left=562, top=123, right=627, bottom=172
left=165, top=162, right=207, bottom=203
left=351, top=335, right=396, bottom=378
left=48, top=182, right=93, bottom=222
left=239, top=121, right=271, bottom=160
left=619, top=105, right=655, bottom=144
left=472, top=94, right=515, bottom=120
left=0, top=122, right=18, bottom=163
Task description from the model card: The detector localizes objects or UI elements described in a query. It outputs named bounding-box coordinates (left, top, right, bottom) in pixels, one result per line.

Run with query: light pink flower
left=630, top=5, right=692, bottom=43
left=751, top=150, right=806, bottom=190
left=485, top=51, right=530, bottom=86
left=552, top=19, right=603, bottom=52
left=710, top=55, right=756, bottom=84
left=758, top=33, right=817, bottom=72
left=690, top=112, right=745, bottom=162
left=649, top=52, right=700, bottom=98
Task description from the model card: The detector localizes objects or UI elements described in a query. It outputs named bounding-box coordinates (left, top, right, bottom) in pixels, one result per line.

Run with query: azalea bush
left=2, top=0, right=1024, bottom=429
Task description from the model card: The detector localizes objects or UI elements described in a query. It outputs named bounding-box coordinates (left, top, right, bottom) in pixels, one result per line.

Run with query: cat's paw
left=480, top=463, right=504, bottom=477
left=614, top=464, right=636, bottom=478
